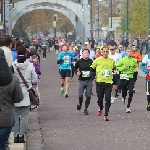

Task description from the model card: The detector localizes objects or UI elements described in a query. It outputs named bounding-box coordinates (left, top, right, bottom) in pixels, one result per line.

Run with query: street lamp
left=98, top=0, right=103, bottom=39
left=126, top=0, right=129, bottom=39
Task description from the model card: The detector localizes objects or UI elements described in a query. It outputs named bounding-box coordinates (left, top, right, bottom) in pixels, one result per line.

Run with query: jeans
left=0, top=127, right=12, bottom=150
left=13, top=106, right=29, bottom=137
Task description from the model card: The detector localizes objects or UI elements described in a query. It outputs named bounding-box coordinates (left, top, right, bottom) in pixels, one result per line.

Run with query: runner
left=54, top=37, right=59, bottom=55
left=41, top=38, right=48, bottom=60
left=109, top=46, right=122, bottom=103
left=91, top=46, right=116, bottom=121
left=69, top=44, right=78, bottom=82
left=140, top=54, right=150, bottom=111
left=131, top=45, right=142, bottom=93
left=57, top=45, right=72, bottom=98
left=75, top=49, right=93, bottom=115
left=80, top=44, right=95, bottom=61
left=116, top=48, right=138, bottom=113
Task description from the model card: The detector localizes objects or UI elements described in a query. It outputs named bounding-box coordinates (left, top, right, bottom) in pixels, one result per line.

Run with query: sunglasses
left=110, top=49, right=115, bottom=50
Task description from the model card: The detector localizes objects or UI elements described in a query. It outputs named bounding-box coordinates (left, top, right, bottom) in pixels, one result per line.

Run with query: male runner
left=91, top=46, right=116, bottom=121
left=116, top=48, right=138, bottom=113
left=75, top=49, right=93, bottom=115
left=131, top=45, right=142, bottom=93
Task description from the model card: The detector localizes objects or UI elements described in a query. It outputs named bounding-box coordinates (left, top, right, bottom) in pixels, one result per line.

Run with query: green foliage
left=119, top=0, right=149, bottom=36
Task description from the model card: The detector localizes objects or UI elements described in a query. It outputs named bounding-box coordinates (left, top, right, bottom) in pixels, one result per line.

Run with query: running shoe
left=83, top=109, right=89, bottom=115
left=70, top=78, right=73, bottom=82
left=64, top=93, right=68, bottom=98
left=146, top=105, right=150, bottom=111
left=77, top=104, right=81, bottom=110
left=133, top=88, right=135, bottom=93
left=126, top=107, right=131, bottom=113
left=122, top=98, right=126, bottom=105
left=97, top=109, right=102, bottom=116
left=43, top=58, right=46, bottom=60
left=111, top=97, right=114, bottom=104
left=104, top=116, right=109, bottom=121
left=61, top=87, right=64, bottom=95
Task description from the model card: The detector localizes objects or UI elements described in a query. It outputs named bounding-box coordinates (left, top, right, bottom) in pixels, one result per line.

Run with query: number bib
left=82, top=71, right=90, bottom=77
left=120, top=74, right=129, bottom=80
left=72, top=62, right=76, bottom=66
left=102, top=70, right=110, bottom=77
left=64, top=56, right=70, bottom=64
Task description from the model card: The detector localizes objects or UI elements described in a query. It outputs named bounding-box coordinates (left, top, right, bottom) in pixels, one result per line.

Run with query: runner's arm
left=116, top=59, right=127, bottom=72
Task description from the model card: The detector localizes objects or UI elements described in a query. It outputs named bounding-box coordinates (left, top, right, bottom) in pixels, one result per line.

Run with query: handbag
left=14, top=64, right=39, bottom=107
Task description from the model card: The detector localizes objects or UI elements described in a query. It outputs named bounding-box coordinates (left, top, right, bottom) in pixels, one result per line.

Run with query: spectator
left=0, top=35, right=23, bottom=149
left=12, top=46, right=37, bottom=143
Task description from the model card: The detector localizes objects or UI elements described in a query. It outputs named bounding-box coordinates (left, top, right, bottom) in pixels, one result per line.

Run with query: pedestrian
left=57, top=45, right=73, bottom=97
left=131, top=45, right=142, bottom=93
left=116, top=48, right=138, bottom=113
left=109, top=46, right=122, bottom=103
left=12, top=46, right=37, bottom=143
left=0, top=35, right=23, bottom=150
left=91, top=46, right=116, bottom=121
left=41, top=38, right=48, bottom=60
left=69, top=44, right=78, bottom=82
left=11, top=39, right=17, bottom=62
left=140, top=53, right=150, bottom=111
left=75, top=49, right=93, bottom=115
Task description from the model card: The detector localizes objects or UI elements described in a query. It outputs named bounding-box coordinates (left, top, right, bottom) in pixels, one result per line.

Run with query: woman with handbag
left=12, top=46, right=37, bottom=143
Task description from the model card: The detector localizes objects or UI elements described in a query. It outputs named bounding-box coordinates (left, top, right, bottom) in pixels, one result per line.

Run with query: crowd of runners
left=55, top=37, right=150, bottom=121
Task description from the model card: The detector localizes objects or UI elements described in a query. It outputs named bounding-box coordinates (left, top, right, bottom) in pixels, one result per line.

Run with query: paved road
left=27, top=51, right=150, bottom=150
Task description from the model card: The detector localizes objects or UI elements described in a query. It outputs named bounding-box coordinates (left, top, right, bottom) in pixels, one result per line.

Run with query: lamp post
left=89, top=0, right=93, bottom=40
left=110, top=0, right=113, bottom=39
left=98, top=0, right=103, bottom=39
left=126, top=0, right=129, bottom=39
left=148, top=0, right=150, bottom=53
left=3, top=0, right=6, bottom=35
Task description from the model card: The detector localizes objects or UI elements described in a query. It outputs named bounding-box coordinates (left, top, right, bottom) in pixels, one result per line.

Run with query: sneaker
left=111, top=97, right=114, bottom=104
left=71, top=78, right=73, bottom=82
left=97, top=109, right=102, bottom=116
left=61, top=87, right=64, bottom=95
left=43, top=58, right=46, bottom=60
left=83, top=109, right=89, bottom=115
left=146, top=105, right=150, bottom=111
left=18, top=135, right=25, bottom=143
left=122, top=98, right=125, bottom=105
left=64, top=93, right=68, bottom=98
left=133, top=88, right=135, bottom=93
left=126, top=107, right=131, bottom=113
left=77, top=104, right=81, bottom=110
left=14, top=135, right=19, bottom=143
left=104, top=116, right=109, bottom=121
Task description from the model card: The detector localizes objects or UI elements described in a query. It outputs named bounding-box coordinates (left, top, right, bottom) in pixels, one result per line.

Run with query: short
left=113, top=74, right=118, bottom=85
left=54, top=45, right=59, bottom=50
left=59, top=69, right=71, bottom=79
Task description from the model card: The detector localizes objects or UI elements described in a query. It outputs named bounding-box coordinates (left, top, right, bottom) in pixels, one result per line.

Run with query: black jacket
left=0, top=48, right=12, bottom=86
left=75, top=58, right=93, bottom=81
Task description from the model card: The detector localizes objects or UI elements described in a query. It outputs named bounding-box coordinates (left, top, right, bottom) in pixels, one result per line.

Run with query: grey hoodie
left=12, top=59, right=37, bottom=107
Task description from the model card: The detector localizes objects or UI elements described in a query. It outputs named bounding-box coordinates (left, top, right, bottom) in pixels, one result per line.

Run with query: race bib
left=120, top=74, right=129, bottom=80
left=72, top=62, right=76, bottom=66
left=64, top=56, right=70, bottom=64
left=102, top=70, right=110, bottom=77
left=82, top=71, right=90, bottom=77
